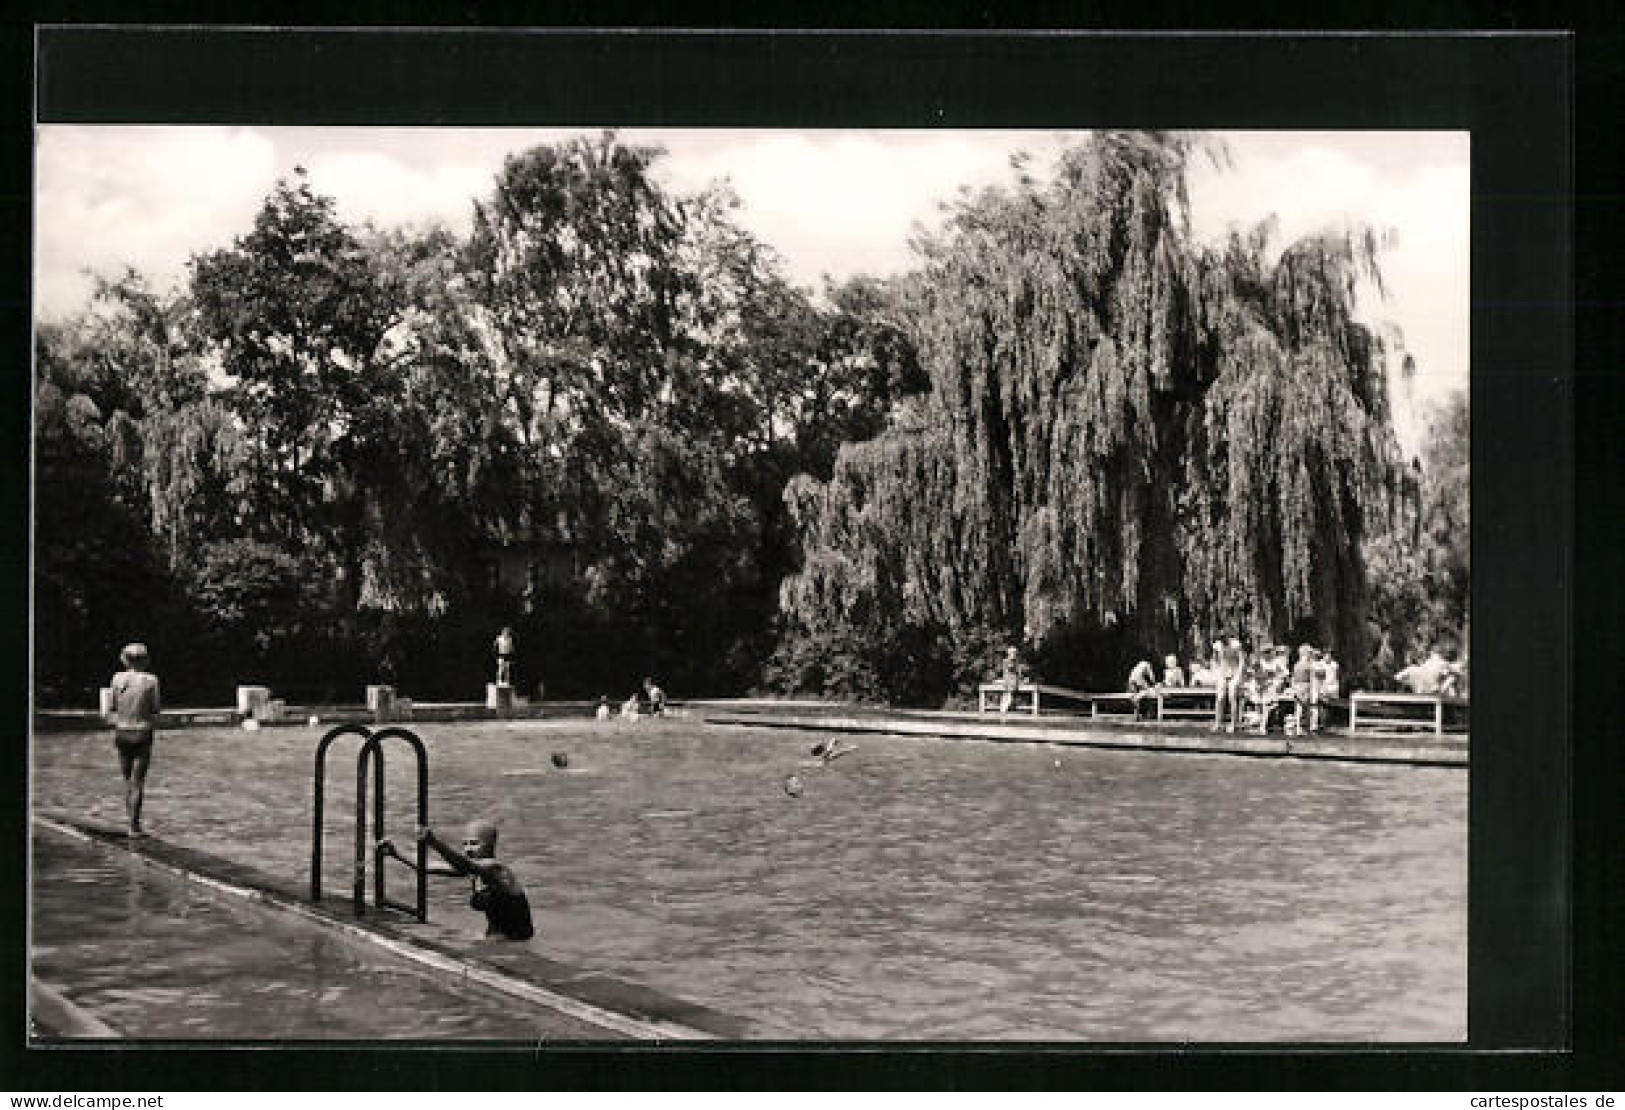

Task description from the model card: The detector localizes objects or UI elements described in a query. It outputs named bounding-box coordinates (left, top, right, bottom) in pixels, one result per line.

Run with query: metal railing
left=311, top=723, right=429, bottom=921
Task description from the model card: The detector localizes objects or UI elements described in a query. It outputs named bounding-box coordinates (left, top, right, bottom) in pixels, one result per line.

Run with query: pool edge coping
left=32, top=815, right=734, bottom=1043
left=700, top=712, right=1469, bottom=767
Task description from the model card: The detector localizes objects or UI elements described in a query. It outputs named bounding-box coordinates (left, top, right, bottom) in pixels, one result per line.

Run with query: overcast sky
left=34, top=127, right=1467, bottom=453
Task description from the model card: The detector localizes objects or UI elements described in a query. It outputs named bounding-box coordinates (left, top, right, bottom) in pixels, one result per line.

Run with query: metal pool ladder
left=311, top=724, right=429, bottom=922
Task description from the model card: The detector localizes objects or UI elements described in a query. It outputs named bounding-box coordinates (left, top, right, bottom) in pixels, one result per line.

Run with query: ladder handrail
left=311, top=723, right=373, bottom=904
left=311, top=722, right=429, bottom=922
left=361, top=727, right=430, bottom=923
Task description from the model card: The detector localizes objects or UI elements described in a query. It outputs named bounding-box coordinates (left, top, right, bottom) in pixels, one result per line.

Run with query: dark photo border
left=8, top=24, right=1599, bottom=1090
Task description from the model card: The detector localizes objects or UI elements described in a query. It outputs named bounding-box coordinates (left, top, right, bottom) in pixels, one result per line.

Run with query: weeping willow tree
left=776, top=131, right=1409, bottom=700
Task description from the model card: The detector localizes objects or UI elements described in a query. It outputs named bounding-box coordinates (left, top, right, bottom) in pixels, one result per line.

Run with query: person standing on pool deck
left=380, top=820, right=534, bottom=941
left=1213, top=635, right=1246, bottom=733
left=997, top=645, right=1026, bottom=712
left=642, top=677, right=666, bottom=716
left=493, top=626, right=515, bottom=686
left=105, top=642, right=161, bottom=838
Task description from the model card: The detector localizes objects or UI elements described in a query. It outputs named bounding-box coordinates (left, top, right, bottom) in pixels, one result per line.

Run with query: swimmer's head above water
left=461, top=819, right=499, bottom=859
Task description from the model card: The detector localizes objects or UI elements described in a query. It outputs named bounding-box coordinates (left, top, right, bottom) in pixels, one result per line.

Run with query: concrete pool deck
left=693, top=704, right=1469, bottom=768
left=34, top=813, right=750, bottom=1041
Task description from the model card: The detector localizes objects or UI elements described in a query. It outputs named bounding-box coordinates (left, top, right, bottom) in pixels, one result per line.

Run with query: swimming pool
left=30, top=828, right=621, bottom=1040
left=31, top=717, right=1466, bottom=1040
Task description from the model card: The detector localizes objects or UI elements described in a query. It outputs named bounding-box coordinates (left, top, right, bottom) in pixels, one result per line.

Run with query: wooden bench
left=1155, top=686, right=1218, bottom=721
left=1090, top=687, right=1219, bottom=722
left=1090, top=691, right=1149, bottom=720
left=978, top=682, right=1092, bottom=716
left=1348, top=691, right=1469, bottom=736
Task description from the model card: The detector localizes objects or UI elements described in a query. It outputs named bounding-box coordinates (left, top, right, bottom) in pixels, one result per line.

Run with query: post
left=237, top=685, right=271, bottom=719
left=367, top=685, right=395, bottom=723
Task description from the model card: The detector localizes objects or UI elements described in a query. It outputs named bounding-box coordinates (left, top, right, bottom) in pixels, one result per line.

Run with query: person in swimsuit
left=997, top=646, right=1025, bottom=713
left=1213, top=636, right=1246, bottom=733
left=105, top=642, right=161, bottom=837
left=642, top=677, right=667, bottom=716
left=1397, top=650, right=1462, bottom=695
left=380, top=820, right=534, bottom=941
left=1286, top=644, right=1318, bottom=735
left=493, top=627, right=515, bottom=686
left=1127, top=658, right=1159, bottom=719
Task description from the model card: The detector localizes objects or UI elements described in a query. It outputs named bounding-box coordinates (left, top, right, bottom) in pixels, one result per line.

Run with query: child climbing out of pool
left=379, top=820, right=534, bottom=941
left=105, top=642, right=161, bottom=838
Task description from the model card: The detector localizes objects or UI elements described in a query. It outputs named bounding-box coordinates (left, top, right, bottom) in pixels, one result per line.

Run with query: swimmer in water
left=380, top=820, right=534, bottom=940
left=808, top=739, right=857, bottom=764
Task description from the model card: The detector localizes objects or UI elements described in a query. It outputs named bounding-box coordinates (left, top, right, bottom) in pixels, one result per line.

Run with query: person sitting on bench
left=1256, top=649, right=1295, bottom=733
left=1127, top=659, right=1159, bottom=720
left=1161, top=654, right=1187, bottom=688
left=1395, top=649, right=1460, bottom=696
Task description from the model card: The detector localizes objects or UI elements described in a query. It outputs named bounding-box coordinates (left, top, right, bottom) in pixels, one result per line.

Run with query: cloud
left=35, top=126, right=277, bottom=318
left=655, top=129, right=1058, bottom=290
left=302, top=151, right=490, bottom=236
left=1188, top=133, right=1470, bottom=452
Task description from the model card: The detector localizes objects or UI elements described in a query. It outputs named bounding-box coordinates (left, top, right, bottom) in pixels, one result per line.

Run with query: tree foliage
left=1363, top=391, right=1469, bottom=682
left=190, top=168, right=405, bottom=557
left=33, top=130, right=1449, bottom=711
left=776, top=132, right=1410, bottom=701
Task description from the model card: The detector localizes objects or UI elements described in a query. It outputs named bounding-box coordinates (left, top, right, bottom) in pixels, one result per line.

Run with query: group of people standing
left=1129, top=638, right=1340, bottom=734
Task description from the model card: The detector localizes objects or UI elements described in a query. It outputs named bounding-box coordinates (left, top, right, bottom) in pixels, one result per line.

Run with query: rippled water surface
left=33, top=719, right=1466, bottom=1040
left=31, top=831, right=614, bottom=1040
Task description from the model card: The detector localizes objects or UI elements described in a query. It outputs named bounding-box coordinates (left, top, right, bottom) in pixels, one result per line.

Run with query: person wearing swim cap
left=105, top=642, right=161, bottom=837
left=380, top=819, right=534, bottom=940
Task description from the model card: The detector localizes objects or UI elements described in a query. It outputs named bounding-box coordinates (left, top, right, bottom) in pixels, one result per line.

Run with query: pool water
left=30, top=829, right=618, bottom=1040
left=32, top=718, right=1466, bottom=1040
